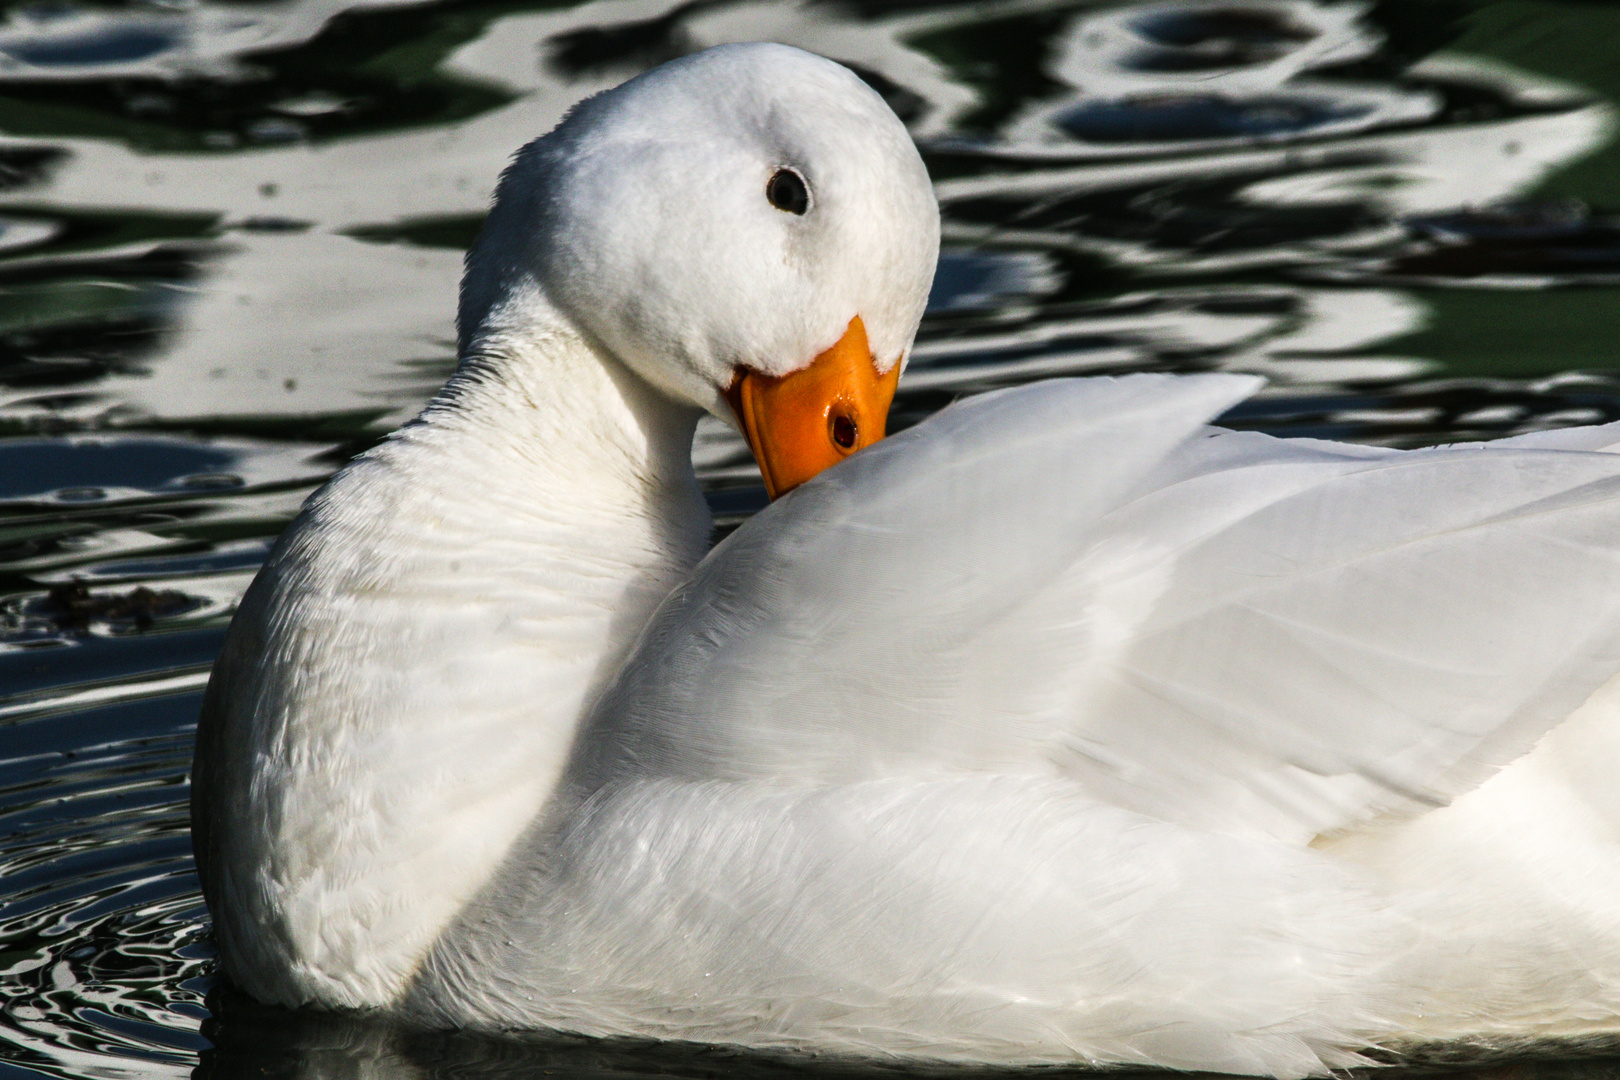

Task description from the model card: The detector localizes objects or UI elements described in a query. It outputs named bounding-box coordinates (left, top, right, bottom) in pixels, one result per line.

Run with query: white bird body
left=192, top=43, right=1620, bottom=1077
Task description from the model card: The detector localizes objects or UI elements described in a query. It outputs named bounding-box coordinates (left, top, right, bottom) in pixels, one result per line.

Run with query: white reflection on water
left=1001, top=0, right=1440, bottom=157
left=0, top=0, right=1608, bottom=441
left=0, top=0, right=979, bottom=431
left=0, top=0, right=431, bottom=82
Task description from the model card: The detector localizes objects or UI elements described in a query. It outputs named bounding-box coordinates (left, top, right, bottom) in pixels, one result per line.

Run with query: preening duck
left=191, top=42, right=1620, bottom=1078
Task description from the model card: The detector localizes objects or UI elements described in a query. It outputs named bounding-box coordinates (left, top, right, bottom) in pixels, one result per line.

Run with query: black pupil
left=831, top=414, right=857, bottom=449
left=767, top=169, right=808, bottom=214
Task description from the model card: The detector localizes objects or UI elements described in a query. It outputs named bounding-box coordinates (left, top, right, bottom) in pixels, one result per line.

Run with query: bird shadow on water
left=195, top=985, right=1620, bottom=1080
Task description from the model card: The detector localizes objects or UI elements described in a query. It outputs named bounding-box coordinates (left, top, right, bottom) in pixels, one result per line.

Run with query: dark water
left=7, top=0, right=1620, bottom=1076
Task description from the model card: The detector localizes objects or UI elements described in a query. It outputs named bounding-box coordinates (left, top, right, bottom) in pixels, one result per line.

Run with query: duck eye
left=766, top=168, right=809, bottom=215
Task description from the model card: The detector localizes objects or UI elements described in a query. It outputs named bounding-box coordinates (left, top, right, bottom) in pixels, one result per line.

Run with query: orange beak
left=723, top=315, right=901, bottom=500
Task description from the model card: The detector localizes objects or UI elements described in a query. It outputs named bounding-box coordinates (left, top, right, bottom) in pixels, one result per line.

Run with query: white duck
left=191, top=42, right=1620, bottom=1078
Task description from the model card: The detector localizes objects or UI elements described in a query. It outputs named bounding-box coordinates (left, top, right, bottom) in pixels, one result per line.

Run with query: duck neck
left=196, top=292, right=711, bottom=1011
left=437, top=295, right=709, bottom=519
left=415, top=292, right=715, bottom=638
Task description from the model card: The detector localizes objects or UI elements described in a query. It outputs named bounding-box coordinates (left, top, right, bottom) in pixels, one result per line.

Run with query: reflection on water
left=7, top=0, right=1620, bottom=1076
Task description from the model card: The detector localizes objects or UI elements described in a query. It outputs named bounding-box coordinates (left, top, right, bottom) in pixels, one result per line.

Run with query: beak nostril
left=831, top=412, right=858, bottom=451
left=728, top=318, right=895, bottom=499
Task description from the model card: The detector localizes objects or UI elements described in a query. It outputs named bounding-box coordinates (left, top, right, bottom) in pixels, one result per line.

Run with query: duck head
left=460, top=43, right=940, bottom=498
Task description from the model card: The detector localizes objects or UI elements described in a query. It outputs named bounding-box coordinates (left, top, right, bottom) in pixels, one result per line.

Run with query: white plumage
left=191, top=42, right=1620, bottom=1077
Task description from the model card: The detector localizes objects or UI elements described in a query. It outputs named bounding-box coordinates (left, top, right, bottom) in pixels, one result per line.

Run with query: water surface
left=8, top=0, right=1620, bottom=1076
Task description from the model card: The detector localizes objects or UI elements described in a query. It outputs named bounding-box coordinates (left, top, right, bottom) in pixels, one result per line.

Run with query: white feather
left=191, top=42, right=1620, bottom=1076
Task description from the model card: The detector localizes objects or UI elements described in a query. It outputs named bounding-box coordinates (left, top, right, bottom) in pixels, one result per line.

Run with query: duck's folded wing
left=577, top=375, right=1256, bottom=781
left=579, top=375, right=1620, bottom=843
left=1046, top=426, right=1620, bottom=841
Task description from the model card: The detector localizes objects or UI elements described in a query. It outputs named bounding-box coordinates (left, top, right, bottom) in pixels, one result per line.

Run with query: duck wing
left=576, top=374, right=1620, bottom=843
